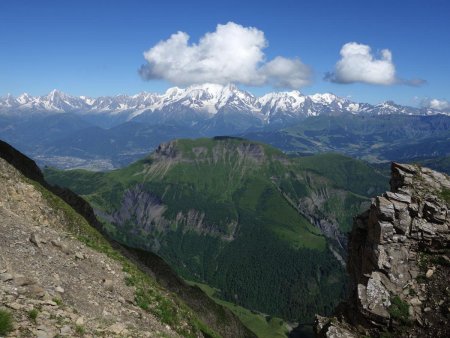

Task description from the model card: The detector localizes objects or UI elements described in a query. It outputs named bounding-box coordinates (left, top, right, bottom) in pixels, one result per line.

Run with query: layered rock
left=315, top=163, right=450, bottom=337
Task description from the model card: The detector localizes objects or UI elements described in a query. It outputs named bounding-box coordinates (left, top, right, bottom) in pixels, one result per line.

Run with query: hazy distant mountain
left=242, top=114, right=450, bottom=172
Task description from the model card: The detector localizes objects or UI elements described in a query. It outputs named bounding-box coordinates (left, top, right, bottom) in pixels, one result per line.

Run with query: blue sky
left=1, top=0, right=449, bottom=106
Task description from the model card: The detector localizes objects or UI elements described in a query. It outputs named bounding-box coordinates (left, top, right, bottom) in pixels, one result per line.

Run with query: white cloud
left=325, top=42, right=426, bottom=86
left=424, top=98, right=450, bottom=111
left=139, top=22, right=311, bottom=89
left=325, top=42, right=396, bottom=85
left=261, top=56, right=312, bottom=88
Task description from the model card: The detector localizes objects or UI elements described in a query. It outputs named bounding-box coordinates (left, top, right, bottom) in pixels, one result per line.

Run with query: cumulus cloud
left=325, top=42, right=425, bottom=86
left=261, top=57, right=312, bottom=88
left=139, top=22, right=311, bottom=89
left=422, top=98, right=450, bottom=111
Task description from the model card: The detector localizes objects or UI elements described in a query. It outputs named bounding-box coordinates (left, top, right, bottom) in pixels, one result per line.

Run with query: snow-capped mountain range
left=1, top=83, right=448, bottom=127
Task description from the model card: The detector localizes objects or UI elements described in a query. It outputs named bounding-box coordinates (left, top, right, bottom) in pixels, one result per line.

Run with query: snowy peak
left=258, top=91, right=306, bottom=122
left=17, top=93, right=32, bottom=105
left=1, top=85, right=449, bottom=122
left=309, top=93, right=340, bottom=104
left=358, top=100, right=421, bottom=116
left=150, top=83, right=257, bottom=115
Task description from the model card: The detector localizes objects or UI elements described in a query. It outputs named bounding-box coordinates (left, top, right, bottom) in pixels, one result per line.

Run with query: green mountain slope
left=45, top=137, right=388, bottom=323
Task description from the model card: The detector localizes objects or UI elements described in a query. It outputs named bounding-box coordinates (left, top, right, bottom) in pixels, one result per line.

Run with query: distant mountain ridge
left=2, top=84, right=449, bottom=171
left=2, top=84, right=448, bottom=128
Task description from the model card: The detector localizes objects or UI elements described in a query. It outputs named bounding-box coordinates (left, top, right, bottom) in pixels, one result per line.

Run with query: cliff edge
left=315, top=162, right=450, bottom=337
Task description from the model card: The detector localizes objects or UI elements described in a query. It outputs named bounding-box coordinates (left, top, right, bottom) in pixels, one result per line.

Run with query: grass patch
left=75, top=324, right=85, bottom=335
left=28, top=308, right=39, bottom=322
left=417, top=252, right=430, bottom=271
left=439, top=187, right=450, bottom=204
left=0, top=309, right=14, bottom=336
left=52, top=297, right=63, bottom=306
left=388, top=296, right=410, bottom=325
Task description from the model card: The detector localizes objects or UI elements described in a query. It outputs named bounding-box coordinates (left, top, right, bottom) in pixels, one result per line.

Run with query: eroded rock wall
left=315, top=163, right=450, bottom=337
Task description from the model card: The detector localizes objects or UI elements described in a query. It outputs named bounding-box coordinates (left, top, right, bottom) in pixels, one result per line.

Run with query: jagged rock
left=36, top=330, right=53, bottom=338
left=385, top=191, right=412, bottom=204
left=27, top=284, right=46, bottom=297
left=107, top=322, right=126, bottom=334
left=410, top=297, right=422, bottom=306
left=423, top=201, right=447, bottom=224
left=0, top=273, right=13, bottom=282
left=322, top=325, right=357, bottom=338
left=370, top=220, right=394, bottom=244
left=30, top=232, right=42, bottom=248
left=51, top=239, right=71, bottom=254
left=315, top=162, right=450, bottom=337
left=7, top=302, right=22, bottom=310
left=314, top=316, right=358, bottom=338
left=60, top=325, right=72, bottom=336
left=14, top=275, right=36, bottom=286
left=103, top=279, right=114, bottom=292
left=75, top=316, right=84, bottom=326
left=376, top=196, right=395, bottom=221
left=75, top=252, right=85, bottom=260
left=358, top=271, right=391, bottom=321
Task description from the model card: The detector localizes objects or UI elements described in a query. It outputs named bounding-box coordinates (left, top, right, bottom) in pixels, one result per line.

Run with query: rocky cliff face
left=101, top=184, right=238, bottom=246
left=315, top=162, right=450, bottom=337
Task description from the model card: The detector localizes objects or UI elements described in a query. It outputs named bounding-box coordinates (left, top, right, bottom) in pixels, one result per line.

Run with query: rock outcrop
left=315, top=162, right=450, bottom=337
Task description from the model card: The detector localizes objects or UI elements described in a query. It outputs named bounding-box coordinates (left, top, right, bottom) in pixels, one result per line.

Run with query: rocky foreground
left=0, top=156, right=181, bottom=337
left=315, top=162, right=450, bottom=337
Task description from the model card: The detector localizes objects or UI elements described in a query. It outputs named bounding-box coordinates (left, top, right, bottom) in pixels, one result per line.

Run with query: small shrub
left=155, top=298, right=177, bottom=326
left=28, top=308, right=39, bottom=322
left=439, top=188, right=450, bottom=204
left=124, top=275, right=135, bottom=286
left=52, top=297, right=63, bottom=306
left=0, top=309, right=14, bottom=335
left=135, top=290, right=150, bottom=311
left=388, top=296, right=410, bottom=325
left=75, top=324, right=85, bottom=335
